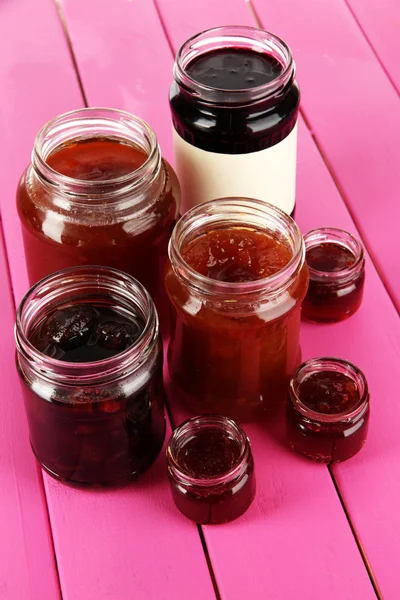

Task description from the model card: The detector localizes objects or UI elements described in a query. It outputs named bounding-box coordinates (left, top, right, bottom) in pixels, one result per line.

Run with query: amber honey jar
left=286, top=357, right=370, bottom=463
left=302, top=228, right=365, bottom=323
left=17, top=108, right=180, bottom=327
left=166, top=415, right=255, bottom=524
left=165, top=198, right=309, bottom=421
left=15, top=266, right=166, bottom=487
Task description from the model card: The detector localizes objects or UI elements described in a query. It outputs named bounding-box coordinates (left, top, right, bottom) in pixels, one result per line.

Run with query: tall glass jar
left=17, top=108, right=180, bottom=327
left=165, top=198, right=309, bottom=421
left=15, top=266, right=166, bottom=487
left=170, top=26, right=300, bottom=215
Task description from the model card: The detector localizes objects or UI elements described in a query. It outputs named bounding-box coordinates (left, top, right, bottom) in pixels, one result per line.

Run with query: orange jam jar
left=165, top=198, right=309, bottom=421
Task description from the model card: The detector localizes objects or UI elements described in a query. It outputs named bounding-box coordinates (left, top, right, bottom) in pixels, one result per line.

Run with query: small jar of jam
left=17, top=108, right=180, bottom=327
left=287, top=357, right=370, bottom=463
left=302, top=228, right=365, bottom=323
left=166, top=415, right=255, bottom=524
left=15, top=266, right=166, bottom=486
left=165, top=198, right=309, bottom=421
left=170, top=26, right=300, bottom=215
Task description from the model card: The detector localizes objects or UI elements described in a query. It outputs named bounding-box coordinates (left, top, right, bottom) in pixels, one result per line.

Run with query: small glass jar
left=287, top=357, right=370, bottom=463
left=170, top=26, right=300, bottom=215
left=15, top=266, right=166, bottom=487
left=17, top=108, right=180, bottom=327
left=165, top=198, right=309, bottom=421
left=302, top=228, right=365, bottom=323
left=166, top=415, right=255, bottom=524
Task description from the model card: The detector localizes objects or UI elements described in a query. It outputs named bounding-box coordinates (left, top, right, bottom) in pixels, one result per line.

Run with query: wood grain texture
left=251, top=0, right=400, bottom=312
left=0, top=227, right=61, bottom=599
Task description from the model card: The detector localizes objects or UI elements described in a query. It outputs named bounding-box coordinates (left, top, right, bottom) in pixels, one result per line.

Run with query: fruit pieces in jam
left=166, top=226, right=308, bottom=421
left=22, top=303, right=165, bottom=486
left=287, top=365, right=370, bottom=463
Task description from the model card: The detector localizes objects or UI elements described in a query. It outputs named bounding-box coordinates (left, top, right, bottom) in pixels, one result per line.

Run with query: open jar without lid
left=15, top=266, right=166, bottom=487
left=17, top=108, right=180, bottom=329
left=170, top=26, right=300, bottom=215
left=166, top=415, right=255, bottom=524
left=302, top=227, right=365, bottom=323
left=286, top=357, right=370, bottom=463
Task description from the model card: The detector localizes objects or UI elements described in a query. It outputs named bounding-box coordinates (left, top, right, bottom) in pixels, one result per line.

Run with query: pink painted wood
left=343, top=0, right=400, bottom=92
left=0, top=0, right=84, bottom=305
left=251, top=0, right=400, bottom=312
left=0, top=227, right=60, bottom=599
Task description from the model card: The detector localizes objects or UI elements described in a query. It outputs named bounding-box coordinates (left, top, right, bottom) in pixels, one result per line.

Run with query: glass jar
left=302, top=228, right=365, bottom=323
left=287, top=357, right=370, bottom=463
left=166, top=415, right=255, bottom=524
left=17, top=108, right=180, bottom=327
left=170, top=26, right=300, bottom=215
left=15, top=266, right=166, bottom=487
left=165, top=198, right=309, bottom=421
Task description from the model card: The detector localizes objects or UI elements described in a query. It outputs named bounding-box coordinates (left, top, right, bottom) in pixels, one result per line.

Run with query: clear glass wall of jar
left=170, top=26, right=300, bottom=215
left=17, top=108, right=180, bottom=327
left=15, top=266, right=166, bottom=487
left=165, top=198, right=309, bottom=421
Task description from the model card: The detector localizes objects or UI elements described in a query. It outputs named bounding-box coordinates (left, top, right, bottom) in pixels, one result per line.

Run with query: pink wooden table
left=0, top=1, right=399, bottom=598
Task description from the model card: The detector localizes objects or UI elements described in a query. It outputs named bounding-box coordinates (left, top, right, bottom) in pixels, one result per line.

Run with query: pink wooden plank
left=251, top=0, right=400, bottom=312
left=0, top=0, right=84, bottom=304
left=0, top=229, right=61, bottom=599
left=343, top=0, right=400, bottom=92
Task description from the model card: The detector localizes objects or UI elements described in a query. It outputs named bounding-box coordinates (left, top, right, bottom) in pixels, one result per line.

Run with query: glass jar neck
left=304, top=228, right=365, bottom=283
left=15, top=266, right=159, bottom=387
left=167, top=415, right=251, bottom=488
left=169, top=198, right=305, bottom=300
left=288, top=357, right=369, bottom=424
left=174, top=26, right=295, bottom=106
left=31, top=108, right=163, bottom=204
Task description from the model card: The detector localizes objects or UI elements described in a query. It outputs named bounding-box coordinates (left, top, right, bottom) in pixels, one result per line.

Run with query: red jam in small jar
left=15, top=267, right=166, bottom=487
left=287, top=358, right=370, bottom=463
left=166, top=416, right=255, bottom=524
left=17, top=108, right=180, bottom=329
left=302, top=228, right=365, bottom=323
left=165, top=198, right=309, bottom=421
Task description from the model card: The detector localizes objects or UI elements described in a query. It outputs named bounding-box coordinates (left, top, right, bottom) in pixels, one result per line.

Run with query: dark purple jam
left=170, top=47, right=299, bottom=153
left=176, top=429, right=242, bottom=478
left=30, top=304, right=144, bottom=362
left=186, top=49, right=283, bottom=90
left=306, top=242, right=356, bottom=272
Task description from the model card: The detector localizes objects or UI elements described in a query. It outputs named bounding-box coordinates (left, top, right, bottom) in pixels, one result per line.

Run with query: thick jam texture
left=170, top=48, right=299, bottom=154
left=166, top=227, right=309, bottom=421
left=287, top=371, right=369, bottom=463
left=20, top=303, right=165, bottom=486
left=17, top=137, right=179, bottom=325
left=303, top=242, right=365, bottom=323
left=169, top=428, right=255, bottom=524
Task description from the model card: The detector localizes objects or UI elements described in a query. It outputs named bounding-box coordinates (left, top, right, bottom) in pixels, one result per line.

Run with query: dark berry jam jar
left=170, top=26, right=300, bottom=215
left=287, top=358, right=370, bottom=463
left=165, top=198, right=309, bottom=421
left=15, top=266, right=166, bottom=487
left=166, top=415, right=255, bottom=524
left=302, top=228, right=365, bottom=323
left=17, top=108, right=180, bottom=328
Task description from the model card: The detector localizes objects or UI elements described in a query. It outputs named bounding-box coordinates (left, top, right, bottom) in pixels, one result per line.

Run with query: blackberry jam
left=165, top=198, right=309, bottom=421
left=17, top=108, right=180, bottom=330
left=15, top=267, right=166, bottom=487
left=303, top=228, right=365, bottom=323
left=166, top=416, right=255, bottom=524
left=170, top=26, right=300, bottom=214
left=287, top=358, right=369, bottom=463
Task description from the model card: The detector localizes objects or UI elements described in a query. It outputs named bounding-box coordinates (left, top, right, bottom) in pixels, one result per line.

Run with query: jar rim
left=15, top=265, right=159, bottom=388
left=166, top=415, right=251, bottom=487
left=168, top=197, right=305, bottom=298
left=174, top=25, right=295, bottom=105
left=32, top=107, right=161, bottom=197
left=288, top=357, right=369, bottom=423
left=304, top=227, right=365, bottom=282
